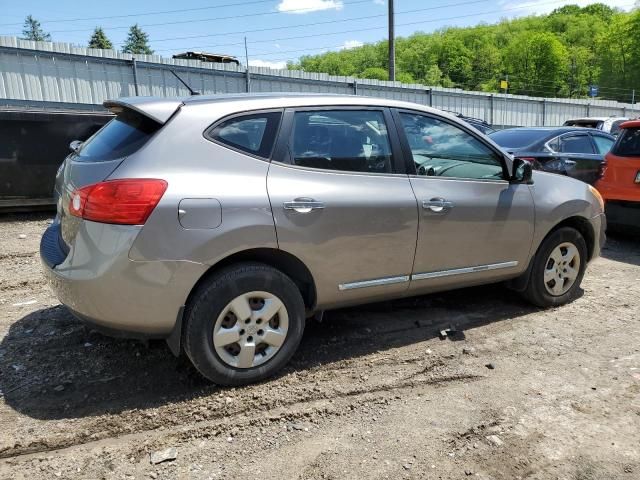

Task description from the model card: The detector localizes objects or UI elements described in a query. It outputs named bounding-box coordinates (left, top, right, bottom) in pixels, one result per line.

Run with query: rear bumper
left=605, top=200, right=640, bottom=232
left=40, top=221, right=207, bottom=336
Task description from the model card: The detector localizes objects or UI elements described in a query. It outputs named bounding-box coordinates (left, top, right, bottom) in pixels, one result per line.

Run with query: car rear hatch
left=53, top=97, right=183, bottom=255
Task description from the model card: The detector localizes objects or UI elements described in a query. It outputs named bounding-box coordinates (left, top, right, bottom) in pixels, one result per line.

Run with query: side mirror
left=69, top=140, right=83, bottom=153
left=511, top=157, right=533, bottom=184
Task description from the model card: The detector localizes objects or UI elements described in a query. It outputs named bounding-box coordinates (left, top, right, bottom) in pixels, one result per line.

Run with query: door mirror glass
left=512, top=158, right=533, bottom=184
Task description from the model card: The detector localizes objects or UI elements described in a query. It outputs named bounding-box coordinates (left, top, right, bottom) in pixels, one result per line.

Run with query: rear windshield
left=489, top=129, right=548, bottom=149
left=76, top=110, right=161, bottom=162
left=612, top=127, right=640, bottom=156
left=563, top=120, right=604, bottom=129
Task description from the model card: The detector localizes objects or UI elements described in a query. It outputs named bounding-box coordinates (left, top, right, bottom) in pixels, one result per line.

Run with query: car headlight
left=588, top=184, right=605, bottom=211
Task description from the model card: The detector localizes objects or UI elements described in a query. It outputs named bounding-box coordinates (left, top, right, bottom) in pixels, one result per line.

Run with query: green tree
left=21, top=15, right=50, bottom=42
left=504, top=32, right=568, bottom=96
left=359, top=67, right=388, bottom=80
left=122, top=24, right=153, bottom=54
left=88, top=27, right=113, bottom=50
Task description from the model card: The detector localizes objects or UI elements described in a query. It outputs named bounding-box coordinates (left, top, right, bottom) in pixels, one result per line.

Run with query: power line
left=151, top=0, right=493, bottom=43
left=43, top=0, right=375, bottom=34
left=0, top=0, right=306, bottom=27
left=152, top=0, right=633, bottom=53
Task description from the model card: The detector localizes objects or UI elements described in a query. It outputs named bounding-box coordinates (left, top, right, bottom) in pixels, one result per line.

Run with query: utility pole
left=388, top=0, right=395, bottom=81
left=244, top=36, right=251, bottom=93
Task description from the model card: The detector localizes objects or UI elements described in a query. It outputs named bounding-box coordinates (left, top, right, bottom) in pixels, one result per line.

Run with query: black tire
left=183, top=262, right=305, bottom=386
left=522, top=227, right=588, bottom=308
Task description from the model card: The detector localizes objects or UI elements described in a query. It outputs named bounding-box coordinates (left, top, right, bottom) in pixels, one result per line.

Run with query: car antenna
left=169, top=69, right=200, bottom=96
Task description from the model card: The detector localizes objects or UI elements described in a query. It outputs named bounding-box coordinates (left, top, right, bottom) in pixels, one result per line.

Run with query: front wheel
left=522, top=227, right=588, bottom=308
left=183, top=263, right=305, bottom=386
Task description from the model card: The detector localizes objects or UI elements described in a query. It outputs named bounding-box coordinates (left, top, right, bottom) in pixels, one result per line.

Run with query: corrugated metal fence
left=2, top=36, right=639, bottom=126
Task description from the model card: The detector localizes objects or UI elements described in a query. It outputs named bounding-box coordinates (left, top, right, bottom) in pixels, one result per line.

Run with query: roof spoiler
left=103, top=97, right=184, bottom=124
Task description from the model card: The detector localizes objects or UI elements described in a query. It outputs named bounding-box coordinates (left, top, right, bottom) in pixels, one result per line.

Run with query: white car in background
left=563, top=117, right=629, bottom=136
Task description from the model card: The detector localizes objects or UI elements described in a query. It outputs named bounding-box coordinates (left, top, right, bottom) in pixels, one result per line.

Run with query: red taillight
left=69, top=179, right=168, bottom=225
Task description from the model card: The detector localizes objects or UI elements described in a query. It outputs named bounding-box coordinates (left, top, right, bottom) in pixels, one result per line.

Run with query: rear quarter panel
left=111, top=102, right=278, bottom=265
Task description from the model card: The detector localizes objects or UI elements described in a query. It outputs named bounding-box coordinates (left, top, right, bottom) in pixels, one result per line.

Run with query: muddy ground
left=0, top=213, right=638, bottom=480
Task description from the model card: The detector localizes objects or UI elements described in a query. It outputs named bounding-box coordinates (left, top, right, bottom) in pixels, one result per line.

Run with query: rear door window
left=77, top=110, right=160, bottom=162
left=613, top=128, right=640, bottom=156
left=558, top=135, right=595, bottom=154
left=288, top=110, right=394, bottom=174
left=207, top=111, right=282, bottom=159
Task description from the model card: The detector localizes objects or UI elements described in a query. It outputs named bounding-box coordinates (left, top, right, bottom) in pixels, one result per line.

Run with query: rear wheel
left=183, top=263, right=305, bottom=386
left=522, top=227, right=587, bottom=308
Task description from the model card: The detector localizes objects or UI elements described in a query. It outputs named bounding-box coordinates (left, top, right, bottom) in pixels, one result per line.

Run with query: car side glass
left=208, top=111, right=282, bottom=158
left=559, top=135, right=594, bottom=154
left=399, top=113, right=504, bottom=180
left=289, top=110, right=393, bottom=174
left=592, top=136, right=614, bottom=155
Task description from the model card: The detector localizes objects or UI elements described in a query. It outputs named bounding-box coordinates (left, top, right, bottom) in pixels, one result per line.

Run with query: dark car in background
left=489, top=127, right=615, bottom=185
left=444, top=111, right=496, bottom=135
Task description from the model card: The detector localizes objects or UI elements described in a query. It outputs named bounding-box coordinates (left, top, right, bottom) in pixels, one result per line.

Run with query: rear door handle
left=283, top=198, right=325, bottom=214
left=422, top=198, right=453, bottom=213
left=563, top=159, right=577, bottom=166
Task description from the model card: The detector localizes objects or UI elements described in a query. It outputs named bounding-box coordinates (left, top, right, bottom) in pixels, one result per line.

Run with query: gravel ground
left=0, top=213, right=639, bottom=480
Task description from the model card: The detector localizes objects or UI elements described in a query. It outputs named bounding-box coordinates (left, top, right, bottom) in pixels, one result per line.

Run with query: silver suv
left=41, top=94, right=606, bottom=386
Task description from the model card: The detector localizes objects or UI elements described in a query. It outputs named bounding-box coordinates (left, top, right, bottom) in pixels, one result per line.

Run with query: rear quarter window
left=76, top=110, right=160, bottom=162
left=612, top=128, right=640, bottom=156
left=206, top=111, right=282, bottom=159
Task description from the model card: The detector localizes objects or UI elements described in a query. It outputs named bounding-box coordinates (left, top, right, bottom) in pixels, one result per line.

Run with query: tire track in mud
left=0, top=364, right=483, bottom=459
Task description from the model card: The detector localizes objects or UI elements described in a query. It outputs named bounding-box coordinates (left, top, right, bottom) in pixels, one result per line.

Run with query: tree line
left=288, top=4, right=640, bottom=102
left=21, top=15, right=153, bottom=54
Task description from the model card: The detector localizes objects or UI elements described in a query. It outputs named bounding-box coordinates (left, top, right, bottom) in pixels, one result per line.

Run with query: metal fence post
left=131, top=57, right=139, bottom=96
left=586, top=103, right=590, bottom=117
left=352, top=79, right=358, bottom=95
left=428, top=88, right=433, bottom=107
left=489, top=94, right=494, bottom=126
left=623, top=106, right=627, bottom=117
left=541, top=99, right=546, bottom=126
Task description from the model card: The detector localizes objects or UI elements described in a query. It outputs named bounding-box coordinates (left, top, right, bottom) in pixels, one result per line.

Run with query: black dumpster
left=0, top=108, right=112, bottom=210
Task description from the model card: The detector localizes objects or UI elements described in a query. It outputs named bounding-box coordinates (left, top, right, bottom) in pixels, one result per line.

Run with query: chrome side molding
left=338, top=275, right=410, bottom=291
left=411, top=261, right=518, bottom=281
left=338, top=261, right=518, bottom=291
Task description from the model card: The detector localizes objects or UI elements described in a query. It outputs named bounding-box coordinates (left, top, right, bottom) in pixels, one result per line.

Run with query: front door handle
left=422, top=198, right=454, bottom=213
left=283, top=198, right=325, bottom=214
left=563, top=159, right=577, bottom=166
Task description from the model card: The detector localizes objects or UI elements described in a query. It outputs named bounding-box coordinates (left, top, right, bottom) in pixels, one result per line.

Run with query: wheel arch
left=508, top=215, right=595, bottom=292
left=167, top=248, right=317, bottom=356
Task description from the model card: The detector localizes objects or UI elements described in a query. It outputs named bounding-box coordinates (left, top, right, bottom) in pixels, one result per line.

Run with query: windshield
left=489, top=129, right=549, bottom=149
left=76, top=110, right=161, bottom=162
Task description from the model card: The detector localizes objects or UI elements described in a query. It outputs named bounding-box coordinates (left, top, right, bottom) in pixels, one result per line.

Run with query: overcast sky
left=1, top=0, right=635, bottom=68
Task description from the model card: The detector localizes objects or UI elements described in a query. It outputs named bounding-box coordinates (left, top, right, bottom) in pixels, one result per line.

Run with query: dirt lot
left=0, top=213, right=638, bottom=480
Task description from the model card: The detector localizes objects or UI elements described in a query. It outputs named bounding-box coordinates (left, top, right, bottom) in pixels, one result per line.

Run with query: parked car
left=41, top=94, right=605, bottom=386
left=563, top=117, right=629, bottom=136
left=489, top=127, right=615, bottom=185
left=444, top=110, right=496, bottom=135
left=595, top=120, right=640, bottom=231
